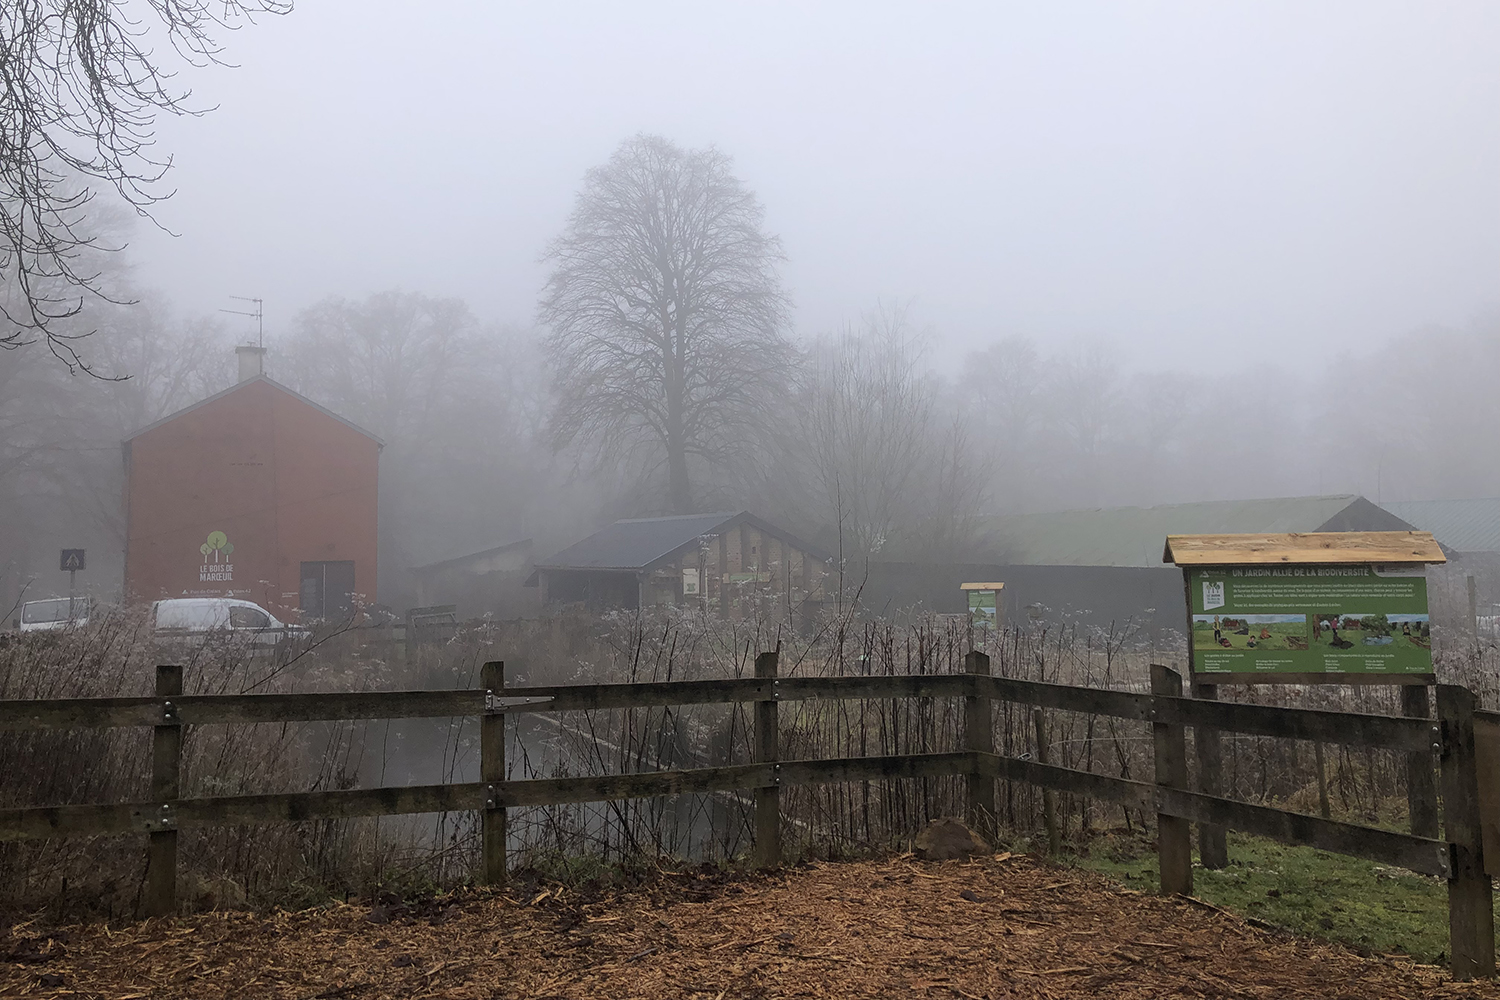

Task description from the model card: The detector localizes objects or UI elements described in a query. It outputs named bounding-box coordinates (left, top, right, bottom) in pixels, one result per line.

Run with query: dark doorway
left=300, top=561, right=356, bottom=620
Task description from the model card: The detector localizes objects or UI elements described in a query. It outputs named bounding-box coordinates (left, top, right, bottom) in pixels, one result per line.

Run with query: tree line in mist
left=1, top=134, right=1495, bottom=608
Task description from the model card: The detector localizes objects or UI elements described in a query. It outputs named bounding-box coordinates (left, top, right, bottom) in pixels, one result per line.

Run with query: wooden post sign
left=961, top=582, right=1004, bottom=629
left=1164, top=531, right=1445, bottom=684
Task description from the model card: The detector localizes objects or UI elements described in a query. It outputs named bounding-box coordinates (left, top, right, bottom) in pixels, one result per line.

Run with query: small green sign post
left=961, top=582, right=1003, bottom=629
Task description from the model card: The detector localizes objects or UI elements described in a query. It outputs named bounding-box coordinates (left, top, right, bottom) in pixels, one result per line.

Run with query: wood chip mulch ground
left=3, top=853, right=1498, bottom=999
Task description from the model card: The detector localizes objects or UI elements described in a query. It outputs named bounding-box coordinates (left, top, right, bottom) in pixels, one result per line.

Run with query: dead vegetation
left=2, top=853, right=1495, bottom=999
left=4, top=606, right=1500, bottom=922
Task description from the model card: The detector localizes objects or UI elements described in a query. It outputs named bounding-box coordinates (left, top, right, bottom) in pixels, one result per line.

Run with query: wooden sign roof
left=959, top=582, right=1005, bottom=590
left=1162, top=531, right=1445, bottom=566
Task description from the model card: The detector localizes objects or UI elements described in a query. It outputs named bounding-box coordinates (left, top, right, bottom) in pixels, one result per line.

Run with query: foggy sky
left=131, top=2, right=1500, bottom=371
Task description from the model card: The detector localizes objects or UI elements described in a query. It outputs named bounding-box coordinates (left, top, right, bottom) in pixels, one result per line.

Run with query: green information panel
left=1188, top=565, right=1432, bottom=676
left=968, top=589, right=998, bottom=627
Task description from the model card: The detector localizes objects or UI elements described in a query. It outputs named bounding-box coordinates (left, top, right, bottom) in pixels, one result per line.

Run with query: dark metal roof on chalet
left=122, top=375, right=384, bottom=446
left=979, top=495, right=1415, bottom=569
left=1380, top=499, right=1500, bottom=553
left=534, top=512, right=831, bottom=574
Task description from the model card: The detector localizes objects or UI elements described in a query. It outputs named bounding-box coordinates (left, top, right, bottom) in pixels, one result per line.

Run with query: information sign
left=1188, top=564, right=1432, bottom=676
left=961, top=582, right=1003, bottom=628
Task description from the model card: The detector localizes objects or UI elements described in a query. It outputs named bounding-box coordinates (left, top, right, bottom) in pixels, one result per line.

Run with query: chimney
left=235, top=344, right=266, bottom=383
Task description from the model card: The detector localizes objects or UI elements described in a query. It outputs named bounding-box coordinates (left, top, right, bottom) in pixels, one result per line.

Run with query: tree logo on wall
left=199, top=531, right=234, bottom=583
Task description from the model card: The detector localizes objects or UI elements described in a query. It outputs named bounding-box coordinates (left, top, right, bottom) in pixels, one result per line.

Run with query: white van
left=17, top=597, right=90, bottom=632
left=151, top=598, right=306, bottom=652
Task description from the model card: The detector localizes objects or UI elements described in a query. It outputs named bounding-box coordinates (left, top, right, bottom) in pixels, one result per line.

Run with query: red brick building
left=123, top=348, right=380, bottom=620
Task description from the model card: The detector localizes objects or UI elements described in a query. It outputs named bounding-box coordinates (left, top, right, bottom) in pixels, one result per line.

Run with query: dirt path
left=3, top=854, right=1496, bottom=999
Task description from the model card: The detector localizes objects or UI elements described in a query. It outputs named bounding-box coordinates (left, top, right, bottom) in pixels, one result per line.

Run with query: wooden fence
left=0, top=652, right=1494, bottom=979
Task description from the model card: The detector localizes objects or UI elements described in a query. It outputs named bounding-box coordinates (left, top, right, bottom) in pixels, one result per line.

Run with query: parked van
left=151, top=598, right=306, bottom=653
left=16, top=597, right=90, bottom=633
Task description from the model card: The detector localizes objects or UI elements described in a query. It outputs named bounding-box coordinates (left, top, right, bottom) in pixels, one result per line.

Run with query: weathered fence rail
left=0, top=652, right=1493, bottom=978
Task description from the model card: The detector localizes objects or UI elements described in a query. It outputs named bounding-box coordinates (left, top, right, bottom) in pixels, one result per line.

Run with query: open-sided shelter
left=408, top=538, right=533, bottom=619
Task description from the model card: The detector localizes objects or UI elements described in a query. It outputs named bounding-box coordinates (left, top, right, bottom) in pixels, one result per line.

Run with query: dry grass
left=2, top=603, right=1498, bottom=920
left=3, top=854, right=1496, bottom=999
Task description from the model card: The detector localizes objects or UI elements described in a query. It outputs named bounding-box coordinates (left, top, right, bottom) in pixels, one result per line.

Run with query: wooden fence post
left=1437, top=684, right=1495, bottom=980
left=145, top=664, right=182, bottom=918
left=1403, top=684, right=1439, bottom=839
left=1192, top=680, right=1228, bottom=869
left=481, top=660, right=507, bottom=886
left=1151, top=664, right=1192, bottom=896
left=1313, top=742, right=1331, bottom=819
left=964, top=650, right=995, bottom=843
left=1032, top=708, right=1061, bottom=855
left=753, top=649, right=781, bottom=868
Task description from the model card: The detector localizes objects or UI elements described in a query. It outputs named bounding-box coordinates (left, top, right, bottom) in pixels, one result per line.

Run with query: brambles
left=0, top=605, right=1490, bottom=920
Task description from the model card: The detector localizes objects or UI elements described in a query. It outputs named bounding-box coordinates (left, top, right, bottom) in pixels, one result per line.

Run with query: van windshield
left=22, top=598, right=80, bottom=624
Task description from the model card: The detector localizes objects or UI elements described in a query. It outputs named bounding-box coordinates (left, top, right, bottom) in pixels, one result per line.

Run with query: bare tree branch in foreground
left=0, top=0, right=289, bottom=371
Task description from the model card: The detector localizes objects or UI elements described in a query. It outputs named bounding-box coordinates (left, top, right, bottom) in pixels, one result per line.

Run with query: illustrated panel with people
left=1193, top=613, right=1309, bottom=651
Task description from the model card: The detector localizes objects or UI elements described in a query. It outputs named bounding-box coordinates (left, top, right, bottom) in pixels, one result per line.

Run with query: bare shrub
left=0, top=603, right=1486, bottom=916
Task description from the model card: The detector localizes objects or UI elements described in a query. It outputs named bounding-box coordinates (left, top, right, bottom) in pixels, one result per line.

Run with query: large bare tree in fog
left=0, top=0, right=287, bottom=366
left=540, top=135, right=792, bottom=514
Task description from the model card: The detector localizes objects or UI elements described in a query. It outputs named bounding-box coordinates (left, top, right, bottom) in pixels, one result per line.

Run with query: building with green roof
left=862, top=495, right=1419, bottom=636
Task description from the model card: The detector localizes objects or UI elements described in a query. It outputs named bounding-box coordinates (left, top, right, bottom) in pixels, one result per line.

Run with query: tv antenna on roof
left=221, top=296, right=264, bottom=347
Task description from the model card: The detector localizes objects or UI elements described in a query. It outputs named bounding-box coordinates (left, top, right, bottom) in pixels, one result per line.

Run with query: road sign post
left=59, top=549, right=85, bottom=621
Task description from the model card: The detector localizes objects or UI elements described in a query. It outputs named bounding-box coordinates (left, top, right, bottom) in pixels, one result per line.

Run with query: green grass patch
left=1077, top=831, right=1452, bottom=963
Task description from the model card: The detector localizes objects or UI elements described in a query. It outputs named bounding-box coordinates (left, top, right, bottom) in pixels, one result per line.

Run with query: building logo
left=200, top=531, right=235, bottom=583
left=1202, top=579, right=1226, bottom=611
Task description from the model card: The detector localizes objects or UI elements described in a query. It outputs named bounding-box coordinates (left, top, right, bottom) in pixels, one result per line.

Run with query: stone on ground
left=914, top=817, right=989, bottom=860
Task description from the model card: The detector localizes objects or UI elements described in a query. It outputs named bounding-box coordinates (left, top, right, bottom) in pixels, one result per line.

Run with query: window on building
left=301, top=561, right=356, bottom=620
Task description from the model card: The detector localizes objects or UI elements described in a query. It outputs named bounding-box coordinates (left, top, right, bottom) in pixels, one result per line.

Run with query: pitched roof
left=409, top=537, right=532, bottom=574
left=122, top=375, right=383, bottom=446
left=535, top=512, right=830, bottom=573
left=1163, top=530, right=1444, bottom=565
left=1381, top=499, right=1500, bottom=553
left=980, top=495, right=1415, bottom=568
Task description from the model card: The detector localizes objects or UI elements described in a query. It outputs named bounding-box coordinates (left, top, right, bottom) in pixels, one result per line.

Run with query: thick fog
left=133, top=2, right=1500, bottom=368
left=1, top=2, right=1498, bottom=610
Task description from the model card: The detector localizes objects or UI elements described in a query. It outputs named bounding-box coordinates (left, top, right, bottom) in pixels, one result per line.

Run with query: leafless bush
left=0, top=604, right=1485, bottom=917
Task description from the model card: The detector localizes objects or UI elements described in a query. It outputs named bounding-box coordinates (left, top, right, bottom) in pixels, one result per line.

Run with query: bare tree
left=962, top=335, right=1045, bottom=511
left=798, top=303, right=985, bottom=562
left=540, top=135, right=793, bottom=514
left=281, top=291, right=479, bottom=443
left=280, top=291, right=574, bottom=604
left=0, top=0, right=287, bottom=368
